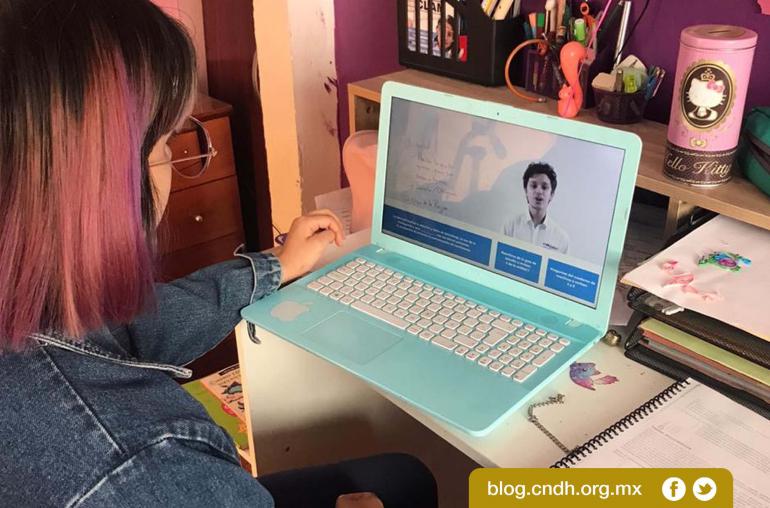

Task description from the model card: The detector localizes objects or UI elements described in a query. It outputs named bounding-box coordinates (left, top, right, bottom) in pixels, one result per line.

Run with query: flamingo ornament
left=557, top=41, right=588, bottom=118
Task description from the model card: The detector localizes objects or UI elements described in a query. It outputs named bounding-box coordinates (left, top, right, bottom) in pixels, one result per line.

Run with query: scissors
left=580, top=2, right=596, bottom=33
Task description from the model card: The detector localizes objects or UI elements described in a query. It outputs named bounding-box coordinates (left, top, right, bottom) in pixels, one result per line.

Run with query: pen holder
left=592, top=87, right=648, bottom=124
left=524, top=47, right=591, bottom=104
left=398, top=0, right=526, bottom=86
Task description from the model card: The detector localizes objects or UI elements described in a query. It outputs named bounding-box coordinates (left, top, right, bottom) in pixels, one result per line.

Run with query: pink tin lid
left=681, top=25, right=758, bottom=50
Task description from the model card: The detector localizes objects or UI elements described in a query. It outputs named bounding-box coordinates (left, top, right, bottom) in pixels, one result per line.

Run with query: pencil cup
left=592, top=87, right=647, bottom=124
left=525, top=47, right=591, bottom=101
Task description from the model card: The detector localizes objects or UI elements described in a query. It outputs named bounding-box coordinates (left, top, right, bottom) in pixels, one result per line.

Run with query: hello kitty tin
left=664, top=25, right=757, bottom=186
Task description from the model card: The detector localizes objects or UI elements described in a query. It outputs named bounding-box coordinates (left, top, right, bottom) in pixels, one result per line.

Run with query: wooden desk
left=348, top=69, right=770, bottom=237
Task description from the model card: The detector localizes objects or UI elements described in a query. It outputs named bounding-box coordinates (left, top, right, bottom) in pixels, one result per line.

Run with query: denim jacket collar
left=32, top=331, right=193, bottom=378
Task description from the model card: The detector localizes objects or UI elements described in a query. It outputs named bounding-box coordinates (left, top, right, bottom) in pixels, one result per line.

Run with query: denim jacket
left=0, top=251, right=282, bottom=507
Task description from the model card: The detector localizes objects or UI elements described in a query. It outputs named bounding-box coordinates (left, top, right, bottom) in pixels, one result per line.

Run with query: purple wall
left=520, top=0, right=770, bottom=122
left=334, top=0, right=402, bottom=165
left=333, top=0, right=769, bottom=147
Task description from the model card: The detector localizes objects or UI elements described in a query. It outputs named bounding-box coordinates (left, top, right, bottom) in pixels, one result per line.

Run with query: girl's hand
left=276, top=210, right=345, bottom=283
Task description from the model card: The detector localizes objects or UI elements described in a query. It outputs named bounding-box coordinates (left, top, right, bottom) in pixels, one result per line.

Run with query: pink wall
left=151, top=0, right=180, bottom=17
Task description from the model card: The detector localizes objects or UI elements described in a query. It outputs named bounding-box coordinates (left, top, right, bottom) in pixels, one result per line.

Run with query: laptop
left=242, top=82, right=642, bottom=436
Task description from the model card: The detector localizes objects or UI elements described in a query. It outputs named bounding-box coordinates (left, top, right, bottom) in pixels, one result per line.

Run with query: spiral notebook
left=552, top=379, right=769, bottom=505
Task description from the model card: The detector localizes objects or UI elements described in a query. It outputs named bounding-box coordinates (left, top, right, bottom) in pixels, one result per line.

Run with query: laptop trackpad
left=302, top=312, right=402, bottom=365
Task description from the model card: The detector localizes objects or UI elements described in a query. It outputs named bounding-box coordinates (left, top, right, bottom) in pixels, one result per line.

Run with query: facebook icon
left=662, top=477, right=686, bottom=501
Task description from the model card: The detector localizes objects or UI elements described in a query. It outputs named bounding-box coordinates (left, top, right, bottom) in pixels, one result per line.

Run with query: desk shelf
left=348, top=70, right=770, bottom=235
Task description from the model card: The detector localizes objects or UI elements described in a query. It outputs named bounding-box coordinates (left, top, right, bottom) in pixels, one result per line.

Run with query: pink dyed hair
left=0, top=0, right=195, bottom=351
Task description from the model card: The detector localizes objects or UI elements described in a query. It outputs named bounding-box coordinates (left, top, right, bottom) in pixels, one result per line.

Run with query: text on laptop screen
left=382, top=98, right=626, bottom=308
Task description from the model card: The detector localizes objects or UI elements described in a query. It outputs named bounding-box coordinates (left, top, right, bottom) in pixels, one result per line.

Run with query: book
left=552, top=379, right=770, bottom=506
left=492, top=0, right=516, bottom=20
left=182, top=364, right=249, bottom=460
left=407, top=0, right=467, bottom=61
left=481, top=0, right=498, bottom=16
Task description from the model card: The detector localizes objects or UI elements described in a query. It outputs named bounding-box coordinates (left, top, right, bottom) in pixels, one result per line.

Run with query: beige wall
left=253, top=0, right=341, bottom=235
left=152, top=0, right=209, bottom=92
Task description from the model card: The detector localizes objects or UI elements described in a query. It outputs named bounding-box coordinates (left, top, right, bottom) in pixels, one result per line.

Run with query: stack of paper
left=622, top=216, right=770, bottom=340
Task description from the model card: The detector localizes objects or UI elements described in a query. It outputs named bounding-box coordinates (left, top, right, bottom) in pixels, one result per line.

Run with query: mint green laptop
left=242, top=82, right=641, bottom=436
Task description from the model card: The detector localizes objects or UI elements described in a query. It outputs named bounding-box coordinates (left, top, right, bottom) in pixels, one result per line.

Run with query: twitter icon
left=693, top=477, right=717, bottom=502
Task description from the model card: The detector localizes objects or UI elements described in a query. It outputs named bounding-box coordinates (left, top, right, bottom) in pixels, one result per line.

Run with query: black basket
left=397, top=0, right=526, bottom=86
left=593, top=87, right=648, bottom=124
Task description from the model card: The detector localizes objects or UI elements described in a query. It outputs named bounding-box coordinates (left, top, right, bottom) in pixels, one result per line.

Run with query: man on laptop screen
left=502, top=162, right=569, bottom=255
left=383, top=97, right=625, bottom=309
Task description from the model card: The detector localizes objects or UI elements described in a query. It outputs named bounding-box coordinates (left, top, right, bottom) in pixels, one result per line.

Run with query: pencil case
left=738, top=107, right=770, bottom=199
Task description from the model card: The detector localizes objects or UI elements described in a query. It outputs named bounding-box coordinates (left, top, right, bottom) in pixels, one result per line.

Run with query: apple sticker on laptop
left=270, top=301, right=311, bottom=322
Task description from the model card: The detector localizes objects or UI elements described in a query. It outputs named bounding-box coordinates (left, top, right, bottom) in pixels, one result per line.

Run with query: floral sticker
left=698, top=251, right=751, bottom=272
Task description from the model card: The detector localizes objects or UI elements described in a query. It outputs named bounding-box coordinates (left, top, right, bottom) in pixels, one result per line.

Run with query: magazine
left=182, top=364, right=249, bottom=458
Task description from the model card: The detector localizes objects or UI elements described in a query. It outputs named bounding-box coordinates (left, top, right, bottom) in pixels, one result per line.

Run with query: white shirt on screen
left=502, top=213, right=570, bottom=254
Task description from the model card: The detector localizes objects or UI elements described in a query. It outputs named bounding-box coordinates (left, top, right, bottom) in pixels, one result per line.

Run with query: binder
left=625, top=328, right=769, bottom=417
left=623, top=289, right=770, bottom=416
left=626, top=288, right=770, bottom=369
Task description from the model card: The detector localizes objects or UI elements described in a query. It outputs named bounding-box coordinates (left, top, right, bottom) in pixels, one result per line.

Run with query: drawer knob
left=193, top=214, right=205, bottom=223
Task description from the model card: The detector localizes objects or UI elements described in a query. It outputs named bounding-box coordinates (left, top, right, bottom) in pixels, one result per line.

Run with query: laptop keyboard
left=307, top=258, right=571, bottom=383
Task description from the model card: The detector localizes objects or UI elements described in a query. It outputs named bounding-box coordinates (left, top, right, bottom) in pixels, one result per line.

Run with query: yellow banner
left=469, top=468, right=733, bottom=507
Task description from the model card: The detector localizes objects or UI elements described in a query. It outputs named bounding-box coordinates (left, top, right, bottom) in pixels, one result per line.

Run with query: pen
left=556, top=25, right=567, bottom=44
left=645, top=74, right=657, bottom=100
left=545, top=0, right=556, bottom=36
left=651, top=69, right=666, bottom=97
left=556, top=0, right=566, bottom=30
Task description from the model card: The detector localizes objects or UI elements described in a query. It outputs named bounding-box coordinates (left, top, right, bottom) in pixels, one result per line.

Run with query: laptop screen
left=382, top=97, right=626, bottom=308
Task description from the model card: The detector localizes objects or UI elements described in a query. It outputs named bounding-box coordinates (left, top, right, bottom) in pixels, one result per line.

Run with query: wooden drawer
left=159, top=176, right=243, bottom=254
left=168, top=116, right=236, bottom=193
left=159, top=232, right=244, bottom=281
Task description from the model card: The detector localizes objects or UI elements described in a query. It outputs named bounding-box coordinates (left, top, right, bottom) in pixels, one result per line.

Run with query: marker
left=529, top=12, right=538, bottom=37
left=573, top=18, right=586, bottom=44
left=536, top=12, right=545, bottom=37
